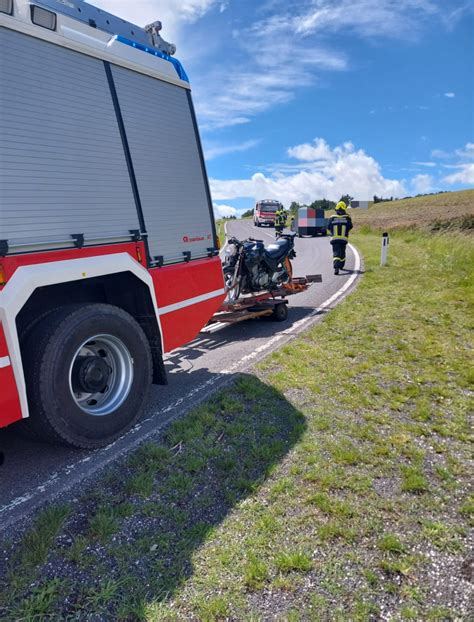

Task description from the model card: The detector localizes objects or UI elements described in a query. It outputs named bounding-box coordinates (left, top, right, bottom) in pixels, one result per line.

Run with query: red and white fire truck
left=253, top=200, right=283, bottom=228
left=0, top=0, right=225, bottom=448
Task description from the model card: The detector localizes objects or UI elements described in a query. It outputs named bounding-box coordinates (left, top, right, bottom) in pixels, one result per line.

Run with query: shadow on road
left=338, top=268, right=365, bottom=276
left=0, top=374, right=306, bottom=619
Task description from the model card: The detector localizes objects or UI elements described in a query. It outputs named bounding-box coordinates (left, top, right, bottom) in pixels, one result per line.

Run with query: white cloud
left=92, top=1, right=464, bottom=131
left=194, top=44, right=346, bottom=130
left=456, top=142, right=474, bottom=160
left=291, top=0, right=439, bottom=39
left=413, top=161, right=437, bottom=167
left=287, top=138, right=334, bottom=162
left=444, top=92, right=456, bottom=98
left=431, top=148, right=450, bottom=159
left=442, top=164, right=474, bottom=185
left=432, top=142, right=474, bottom=162
left=195, top=0, right=461, bottom=130
left=443, top=1, right=474, bottom=29
left=90, top=0, right=221, bottom=41
left=210, top=138, right=406, bottom=205
left=203, top=139, right=261, bottom=161
left=213, top=203, right=238, bottom=218
left=411, top=173, right=435, bottom=194
left=431, top=143, right=474, bottom=186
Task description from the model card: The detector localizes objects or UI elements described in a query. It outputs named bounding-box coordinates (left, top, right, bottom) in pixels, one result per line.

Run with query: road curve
left=0, top=220, right=361, bottom=532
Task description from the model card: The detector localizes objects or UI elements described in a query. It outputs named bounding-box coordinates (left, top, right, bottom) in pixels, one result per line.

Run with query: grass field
left=350, top=189, right=474, bottom=232
left=0, top=195, right=473, bottom=620
left=215, top=219, right=226, bottom=247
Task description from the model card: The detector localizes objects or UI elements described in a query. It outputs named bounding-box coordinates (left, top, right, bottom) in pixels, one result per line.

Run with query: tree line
left=240, top=189, right=452, bottom=218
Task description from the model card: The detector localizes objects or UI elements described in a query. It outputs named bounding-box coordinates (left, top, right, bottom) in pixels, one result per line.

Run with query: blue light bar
left=115, top=35, right=189, bottom=82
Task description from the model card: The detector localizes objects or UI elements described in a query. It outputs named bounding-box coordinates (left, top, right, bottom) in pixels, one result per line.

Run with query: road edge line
left=0, top=244, right=362, bottom=530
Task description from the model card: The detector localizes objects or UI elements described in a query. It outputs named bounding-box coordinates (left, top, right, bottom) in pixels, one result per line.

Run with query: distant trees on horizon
left=238, top=190, right=452, bottom=219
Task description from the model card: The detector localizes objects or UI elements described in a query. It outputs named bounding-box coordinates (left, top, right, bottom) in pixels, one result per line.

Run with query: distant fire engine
left=0, top=0, right=225, bottom=448
left=253, top=200, right=283, bottom=228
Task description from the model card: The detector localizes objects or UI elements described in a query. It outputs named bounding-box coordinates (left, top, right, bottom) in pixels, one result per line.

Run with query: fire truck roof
left=8, top=0, right=188, bottom=81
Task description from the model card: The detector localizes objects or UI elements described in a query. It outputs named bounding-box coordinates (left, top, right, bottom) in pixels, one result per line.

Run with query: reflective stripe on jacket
left=328, top=215, right=353, bottom=240
left=276, top=210, right=286, bottom=226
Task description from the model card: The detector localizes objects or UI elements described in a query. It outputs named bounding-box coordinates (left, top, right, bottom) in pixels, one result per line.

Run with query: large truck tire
left=18, top=304, right=153, bottom=449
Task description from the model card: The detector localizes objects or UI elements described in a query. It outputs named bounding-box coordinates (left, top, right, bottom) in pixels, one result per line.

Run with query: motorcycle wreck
left=223, top=233, right=297, bottom=302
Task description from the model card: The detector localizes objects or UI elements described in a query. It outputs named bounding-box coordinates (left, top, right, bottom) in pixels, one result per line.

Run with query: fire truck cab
left=0, top=0, right=225, bottom=448
left=253, top=200, right=282, bottom=228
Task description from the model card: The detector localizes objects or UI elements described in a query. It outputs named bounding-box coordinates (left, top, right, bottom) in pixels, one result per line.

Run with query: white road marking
left=159, top=288, right=226, bottom=315
left=0, top=242, right=361, bottom=521
left=0, top=356, right=11, bottom=369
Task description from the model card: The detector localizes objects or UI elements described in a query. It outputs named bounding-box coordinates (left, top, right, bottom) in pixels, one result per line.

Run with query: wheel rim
left=69, top=334, right=134, bottom=416
left=224, top=271, right=240, bottom=303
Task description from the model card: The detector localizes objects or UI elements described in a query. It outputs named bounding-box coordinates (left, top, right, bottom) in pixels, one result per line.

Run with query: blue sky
left=95, top=1, right=473, bottom=215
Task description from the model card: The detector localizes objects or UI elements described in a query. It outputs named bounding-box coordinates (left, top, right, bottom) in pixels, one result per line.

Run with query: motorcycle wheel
left=224, top=268, right=241, bottom=303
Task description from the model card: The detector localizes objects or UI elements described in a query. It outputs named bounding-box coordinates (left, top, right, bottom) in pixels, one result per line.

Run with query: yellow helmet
left=336, top=201, right=347, bottom=212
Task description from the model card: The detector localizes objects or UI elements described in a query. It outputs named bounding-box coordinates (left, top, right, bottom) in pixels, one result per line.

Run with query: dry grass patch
left=350, top=188, right=474, bottom=232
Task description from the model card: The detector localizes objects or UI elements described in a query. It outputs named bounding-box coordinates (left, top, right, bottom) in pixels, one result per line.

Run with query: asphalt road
left=0, top=220, right=360, bottom=532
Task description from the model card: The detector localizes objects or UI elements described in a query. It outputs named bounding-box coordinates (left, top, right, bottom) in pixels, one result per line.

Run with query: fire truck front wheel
left=19, top=304, right=153, bottom=449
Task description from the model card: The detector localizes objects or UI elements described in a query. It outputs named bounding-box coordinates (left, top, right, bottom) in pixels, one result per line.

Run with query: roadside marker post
left=381, top=232, right=389, bottom=266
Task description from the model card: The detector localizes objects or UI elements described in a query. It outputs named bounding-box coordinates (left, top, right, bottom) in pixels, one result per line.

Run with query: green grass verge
left=0, top=230, right=472, bottom=620
left=215, top=219, right=226, bottom=248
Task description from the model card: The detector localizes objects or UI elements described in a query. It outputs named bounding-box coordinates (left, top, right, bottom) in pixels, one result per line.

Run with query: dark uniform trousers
left=330, top=239, right=348, bottom=269
left=327, top=214, right=353, bottom=270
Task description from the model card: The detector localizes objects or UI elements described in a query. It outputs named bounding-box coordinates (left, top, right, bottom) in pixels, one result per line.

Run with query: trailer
left=202, top=275, right=322, bottom=332
left=0, top=0, right=225, bottom=448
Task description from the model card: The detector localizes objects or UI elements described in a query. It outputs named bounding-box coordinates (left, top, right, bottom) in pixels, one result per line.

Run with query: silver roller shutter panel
left=111, top=65, right=214, bottom=261
left=0, top=27, right=139, bottom=249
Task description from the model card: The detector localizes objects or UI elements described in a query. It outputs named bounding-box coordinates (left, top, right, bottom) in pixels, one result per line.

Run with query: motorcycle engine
left=244, top=241, right=272, bottom=291
left=250, top=265, right=271, bottom=290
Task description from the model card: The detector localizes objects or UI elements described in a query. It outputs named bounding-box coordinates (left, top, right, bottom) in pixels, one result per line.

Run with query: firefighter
left=327, top=201, right=353, bottom=274
left=275, top=207, right=286, bottom=237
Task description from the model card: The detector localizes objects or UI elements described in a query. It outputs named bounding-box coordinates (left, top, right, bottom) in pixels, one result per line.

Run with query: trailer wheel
left=19, top=304, right=152, bottom=449
left=272, top=303, right=288, bottom=322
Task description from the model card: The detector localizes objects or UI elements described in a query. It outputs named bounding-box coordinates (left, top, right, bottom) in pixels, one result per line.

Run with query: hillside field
left=350, top=189, right=474, bottom=232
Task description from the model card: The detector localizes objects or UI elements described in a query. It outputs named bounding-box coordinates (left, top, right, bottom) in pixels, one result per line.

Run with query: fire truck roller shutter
left=110, top=65, right=214, bottom=262
left=0, top=27, right=140, bottom=247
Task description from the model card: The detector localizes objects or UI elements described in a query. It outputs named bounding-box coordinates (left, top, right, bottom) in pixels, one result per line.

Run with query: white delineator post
left=381, top=232, right=389, bottom=266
